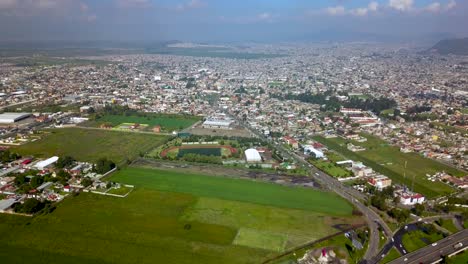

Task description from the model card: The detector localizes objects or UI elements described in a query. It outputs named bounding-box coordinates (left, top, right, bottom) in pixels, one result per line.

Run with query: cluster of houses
left=0, top=155, right=109, bottom=214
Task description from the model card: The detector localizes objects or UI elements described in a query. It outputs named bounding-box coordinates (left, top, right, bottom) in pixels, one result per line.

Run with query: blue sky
left=0, top=0, right=466, bottom=43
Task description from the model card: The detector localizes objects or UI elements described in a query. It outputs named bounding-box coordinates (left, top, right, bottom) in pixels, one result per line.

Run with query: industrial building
left=34, top=156, right=59, bottom=170
left=245, top=148, right=262, bottom=163
left=202, top=117, right=234, bottom=130
left=0, top=112, right=32, bottom=124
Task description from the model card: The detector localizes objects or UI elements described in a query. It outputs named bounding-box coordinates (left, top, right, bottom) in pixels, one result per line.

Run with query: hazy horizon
left=0, top=1, right=467, bottom=44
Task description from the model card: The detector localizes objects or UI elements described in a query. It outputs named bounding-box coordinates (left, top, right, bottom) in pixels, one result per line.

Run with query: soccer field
left=14, top=128, right=168, bottom=165
left=92, top=114, right=200, bottom=131
left=0, top=167, right=361, bottom=264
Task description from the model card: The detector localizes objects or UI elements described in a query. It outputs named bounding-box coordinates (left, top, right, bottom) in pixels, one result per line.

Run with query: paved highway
left=234, top=116, right=391, bottom=262
left=388, top=229, right=468, bottom=264
left=371, top=215, right=463, bottom=263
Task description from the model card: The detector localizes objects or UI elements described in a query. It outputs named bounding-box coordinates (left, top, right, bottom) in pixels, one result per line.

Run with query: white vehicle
left=404, top=258, right=408, bottom=262
left=432, top=243, right=438, bottom=246
left=403, top=249, right=407, bottom=254
left=454, top=242, right=463, bottom=249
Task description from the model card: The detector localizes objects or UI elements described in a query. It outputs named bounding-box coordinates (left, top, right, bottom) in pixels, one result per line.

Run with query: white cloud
left=368, top=1, right=379, bottom=12
left=425, top=2, right=441, bottom=13
left=0, top=0, right=96, bottom=22
left=327, top=2, right=379, bottom=17
left=116, top=0, right=150, bottom=9
left=176, top=0, right=205, bottom=11
left=388, top=0, right=414, bottom=11
left=350, top=8, right=368, bottom=16
left=446, top=0, right=456, bottom=10
left=327, top=6, right=346, bottom=16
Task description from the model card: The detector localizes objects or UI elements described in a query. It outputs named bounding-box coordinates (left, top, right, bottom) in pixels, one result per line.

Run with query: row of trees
left=13, top=198, right=55, bottom=215
left=0, top=150, right=21, bottom=163
left=179, top=153, right=222, bottom=164
left=93, top=158, right=116, bottom=174
left=272, top=91, right=397, bottom=114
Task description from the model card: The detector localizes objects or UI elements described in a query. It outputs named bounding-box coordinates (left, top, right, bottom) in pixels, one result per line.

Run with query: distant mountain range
left=429, top=38, right=468, bottom=55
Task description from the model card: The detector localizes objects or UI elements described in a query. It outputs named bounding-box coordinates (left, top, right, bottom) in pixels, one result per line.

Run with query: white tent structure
left=244, top=149, right=262, bottom=163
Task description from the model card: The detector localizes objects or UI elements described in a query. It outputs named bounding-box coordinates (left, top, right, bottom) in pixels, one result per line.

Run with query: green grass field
left=92, top=114, right=200, bottom=131
left=233, top=228, right=287, bottom=252
left=401, top=228, right=445, bottom=252
left=436, top=218, right=460, bottom=234
left=313, top=134, right=465, bottom=198
left=0, top=167, right=359, bottom=263
left=14, top=128, right=168, bottom=165
left=178, top=147, right=222, bottom=157
left=449, top=250, right=468, bottom=264
left=381, top=248, right=400, bottom=263
left=109, top=167, right=353, bottom=214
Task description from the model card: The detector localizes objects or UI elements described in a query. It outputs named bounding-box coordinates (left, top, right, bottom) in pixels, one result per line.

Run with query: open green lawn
left=0, top=189, right=265, bottom=264
left=449, top=250, right=468, bottom=264
left=0, top=167, right=360, bottom=263
left=401, top=228, right=445, bottom=252
left=182, top=197, right=355, bottom=248
left=313, top=134, right=465, bottom=198
left=92, top=114, right=200, bottom=131
left=381, top=248, right=400, bottom=263
left=14, top=128, right=168, bottom=165
left=109, top=167, right=354, bottom=215
left=233, top=228, right=287, bottom=252
left=436, top=218, right=460, bottom=234
left=311, top=159, right=353, bottom=178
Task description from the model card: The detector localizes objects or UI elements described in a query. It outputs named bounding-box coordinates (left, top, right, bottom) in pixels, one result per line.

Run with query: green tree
left=56, top=156, right=75, bottom=169
left=30, top=176, right=44, bottom=189
left=81, top=178, right=93, bottom=187
left=94, top=158, right=116, bottom=174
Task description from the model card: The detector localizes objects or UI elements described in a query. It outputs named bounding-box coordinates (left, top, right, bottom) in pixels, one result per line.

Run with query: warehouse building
left=34, top=156, right=59, bottom=170
left=0, top=112, right=32, bottom=124
left=245, top=148, right=262, bottom=163
left=202, top=118, right=234, bottom=130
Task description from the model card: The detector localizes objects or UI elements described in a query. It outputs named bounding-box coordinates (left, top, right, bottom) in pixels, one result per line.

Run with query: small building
left=303, top=145, right=324, bottom=158
left=37, top=182, right=54, bottom=192
left=0, top=199, right=16, bottom=212
left=34, top=156, right=59, bottom=170
left=245, top=149, right=262, bottom=163
left=153, top=125, right=161, bottom=133
left=397, top=191, right=425, bottom=205
left=283, top=136, right=299, bottom=149
left=368, top=175, right=392, bottom=190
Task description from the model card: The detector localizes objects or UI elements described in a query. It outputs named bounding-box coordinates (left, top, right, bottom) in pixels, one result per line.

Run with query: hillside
left=429, top=38, right=468, bottom=55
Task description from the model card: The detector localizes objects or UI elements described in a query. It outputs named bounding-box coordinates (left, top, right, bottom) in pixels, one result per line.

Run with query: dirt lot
left=186, top=126, right=253, bottom=138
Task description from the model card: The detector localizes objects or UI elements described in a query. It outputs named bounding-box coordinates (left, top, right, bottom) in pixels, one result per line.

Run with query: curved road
left=235, top=117, right=391, bottom=262
left=371, top=215, right=463, bottom=263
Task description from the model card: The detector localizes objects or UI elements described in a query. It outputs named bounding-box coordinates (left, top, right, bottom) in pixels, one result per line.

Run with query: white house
left=303, top=145, right=324, bottom=159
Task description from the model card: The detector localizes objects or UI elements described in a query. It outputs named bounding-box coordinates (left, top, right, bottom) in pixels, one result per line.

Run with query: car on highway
left=454, top=242, right=463, bottom=249
left=432, top=242, right=438, bottom=246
